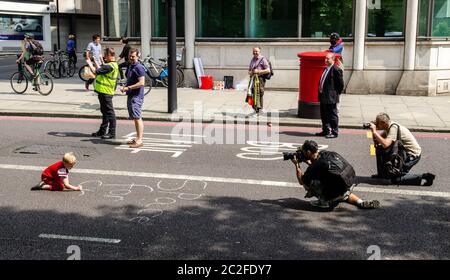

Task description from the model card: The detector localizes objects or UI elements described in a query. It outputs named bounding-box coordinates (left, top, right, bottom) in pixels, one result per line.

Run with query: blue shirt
left=126, top=62, right=146, bottom=96
left=67, top=39, right=76, bottom=52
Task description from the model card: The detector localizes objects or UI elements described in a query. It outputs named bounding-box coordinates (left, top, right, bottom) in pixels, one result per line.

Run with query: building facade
left=88, top=1, right=450, bottom=95
left=0, top=0, right=100, bottom=53
left=0, top=0, right=52, bottom=52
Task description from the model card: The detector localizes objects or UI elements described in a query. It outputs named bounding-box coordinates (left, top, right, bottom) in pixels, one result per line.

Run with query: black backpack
left=256, top=57, right=274, bottom=80
left=382, top=124, right=408, bottom=178
left=30, top=39, right=44, bottom=56
left=263, top=59, right=274, bottom=80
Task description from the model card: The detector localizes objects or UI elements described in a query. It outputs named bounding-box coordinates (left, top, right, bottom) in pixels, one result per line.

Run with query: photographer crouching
left=366, top=112, right=435, bottom=186
left=287, top=140, right=380, bottom=209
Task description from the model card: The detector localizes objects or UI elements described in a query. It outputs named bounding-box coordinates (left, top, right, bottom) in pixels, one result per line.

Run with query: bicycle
left=78, top=62, right=152, bottom=96
left=143, top=56, right=184, bottom=88
left=10, top=60, right=54, bottom=95
left=44, top=50, right=75, bottom=79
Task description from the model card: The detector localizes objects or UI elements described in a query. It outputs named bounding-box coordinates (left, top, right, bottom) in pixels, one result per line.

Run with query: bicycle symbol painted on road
left=236, top=141, right=328, bottom=161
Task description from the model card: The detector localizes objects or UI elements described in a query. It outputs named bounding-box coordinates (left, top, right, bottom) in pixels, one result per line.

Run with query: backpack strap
left=389, top=123, right=402, bottom=142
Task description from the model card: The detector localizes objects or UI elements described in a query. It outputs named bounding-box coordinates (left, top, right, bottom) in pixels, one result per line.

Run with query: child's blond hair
left=63, top=152, right=77, bottom=164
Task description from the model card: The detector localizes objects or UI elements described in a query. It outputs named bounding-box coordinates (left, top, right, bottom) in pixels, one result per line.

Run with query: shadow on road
left=0, top=193, right=448, bottom=259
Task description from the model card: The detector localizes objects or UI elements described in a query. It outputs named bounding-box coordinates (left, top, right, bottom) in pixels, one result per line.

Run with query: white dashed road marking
left=39, top=234, right=121, bottom=244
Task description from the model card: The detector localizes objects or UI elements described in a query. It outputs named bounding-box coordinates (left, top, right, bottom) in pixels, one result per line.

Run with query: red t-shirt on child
left=41, top=161, right=69, bottom=191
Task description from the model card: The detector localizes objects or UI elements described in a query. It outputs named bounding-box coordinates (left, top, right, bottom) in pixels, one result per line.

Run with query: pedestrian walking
left=31, top=152, right=82, bottom=191
left=315, top=52, right=344, bottom=138
left=118, top=36, right=131, bottom=80
left=121, top=48, right=145, bottom=148
left=84, top=34, right=103, bottom=91
left=88, top=48, right=119, bottom=139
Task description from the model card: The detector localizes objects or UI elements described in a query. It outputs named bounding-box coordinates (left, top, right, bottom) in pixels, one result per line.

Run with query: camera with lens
left=283, top=150, right=307, bottom=163
left=363, top=122, right=372, bottom=129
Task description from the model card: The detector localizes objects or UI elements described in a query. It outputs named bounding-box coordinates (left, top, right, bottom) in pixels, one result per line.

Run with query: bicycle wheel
left=60, top=60, right=69, bottom=78
left=10, top=72, right=28, bottom=94
left=144, top=74, right=152, bottom=96
left=176, top=66, right=184, bottom=87
left=78, top=65, right=91, bottom=82
left=36, top=72, right=53, bottom=96
left=50, top=61, right=61, bottom=79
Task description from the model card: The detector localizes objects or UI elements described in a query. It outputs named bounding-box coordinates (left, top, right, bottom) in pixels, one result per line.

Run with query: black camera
left=363, top=122, right=372, bottom=129
left=283, top=150, right=307, bottom=162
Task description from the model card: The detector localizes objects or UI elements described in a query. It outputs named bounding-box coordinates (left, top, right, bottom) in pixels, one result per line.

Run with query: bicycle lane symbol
left=236, top=141, right=329, bottom=161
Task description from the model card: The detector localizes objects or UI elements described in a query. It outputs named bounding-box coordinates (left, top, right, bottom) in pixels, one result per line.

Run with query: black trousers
left=376, top=146, right=422, bottom=185
left=97, top=93, right=116, bottom=135
left=320, top=103, right=339, bottom=135
left=118, top=61, right=129, bottom=80
left=68, top=51, right=77, bottom=66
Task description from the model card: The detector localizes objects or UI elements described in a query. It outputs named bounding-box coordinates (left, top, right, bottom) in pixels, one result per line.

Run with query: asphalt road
left=0, top=116, right=449, bottom=260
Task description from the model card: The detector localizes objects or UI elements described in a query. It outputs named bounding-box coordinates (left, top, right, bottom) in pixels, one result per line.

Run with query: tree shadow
left=0, top=193, right=448, bottom=260
left=48, top=132, right=93, bottom=138
left=257, top=198, right=334, bottom=212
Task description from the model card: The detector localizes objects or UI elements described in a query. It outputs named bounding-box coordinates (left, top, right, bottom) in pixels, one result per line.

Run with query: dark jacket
left=318, top=64, right=344, bottom=104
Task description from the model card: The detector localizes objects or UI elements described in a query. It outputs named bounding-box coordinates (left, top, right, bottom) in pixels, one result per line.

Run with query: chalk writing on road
left=236, top=141, right=329, bottom=161
left=78, top=179, right=208, bottom=225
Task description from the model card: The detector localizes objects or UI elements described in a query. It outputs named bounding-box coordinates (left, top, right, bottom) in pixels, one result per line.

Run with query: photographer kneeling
left=289, top=140, right=380, bottom=209
left=368, top=113, right=435, bottom=186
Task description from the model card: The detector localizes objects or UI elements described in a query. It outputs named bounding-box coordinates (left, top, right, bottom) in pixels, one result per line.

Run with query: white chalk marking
left=1, top=164, right=449, bottom=199
left=39, top=234, right=121, bottom=244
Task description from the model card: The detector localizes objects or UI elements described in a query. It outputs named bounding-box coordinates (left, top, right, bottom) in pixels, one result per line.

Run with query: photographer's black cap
left=300, top=140, right=319, bottom=153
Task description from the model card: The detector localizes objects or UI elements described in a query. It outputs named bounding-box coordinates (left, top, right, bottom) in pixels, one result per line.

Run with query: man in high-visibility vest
left=88, top=47, right=119, bottom=139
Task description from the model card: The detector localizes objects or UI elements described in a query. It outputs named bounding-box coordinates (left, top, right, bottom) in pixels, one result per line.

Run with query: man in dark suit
left=315, top=52, right=344, bottom=138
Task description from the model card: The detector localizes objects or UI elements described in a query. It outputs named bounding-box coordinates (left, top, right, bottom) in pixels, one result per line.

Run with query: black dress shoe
left=325, top=133, right=338, bottom=139
left=101, top=134, right=116, bottom=140
left=422, top=173, right=436, bottom=186
left=315, top=131, right=328, bottom=136
left=91, top=131, right=105, bottom=137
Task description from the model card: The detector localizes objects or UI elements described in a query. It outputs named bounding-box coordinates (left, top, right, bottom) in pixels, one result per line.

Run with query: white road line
left=39, top=234, right=121, bottom=244
left=1, top=164, right=449, bottom=199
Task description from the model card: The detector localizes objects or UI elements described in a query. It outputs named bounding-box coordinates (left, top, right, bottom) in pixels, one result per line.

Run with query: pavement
left=1, top=76, right=450, bottom=132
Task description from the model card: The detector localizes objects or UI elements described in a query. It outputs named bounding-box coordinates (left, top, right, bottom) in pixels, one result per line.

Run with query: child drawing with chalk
left=31, top=152, right=82, bottom=191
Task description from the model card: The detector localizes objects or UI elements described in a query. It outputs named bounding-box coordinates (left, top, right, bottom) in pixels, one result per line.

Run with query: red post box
left=297, top=51, right=341, bottom=119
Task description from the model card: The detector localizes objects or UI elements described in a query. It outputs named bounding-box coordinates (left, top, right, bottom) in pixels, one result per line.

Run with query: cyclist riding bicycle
left=16, top=33, right=44, bottom=79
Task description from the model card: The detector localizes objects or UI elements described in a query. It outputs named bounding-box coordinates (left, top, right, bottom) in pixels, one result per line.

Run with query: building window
left=152, top=0, right=185, bottom=37
left=197, top=0, right=245, bottom=37
left=367, top=0, right=405, bottom=37
left=104, top=0, right=141, bottom=37
left=301, top=0, right=353, bottom=38
left=419, top=0, right=430, bottom=36
left=419, top=0, right=450, bottom=37
left=248, top=0, right=298, bottom=38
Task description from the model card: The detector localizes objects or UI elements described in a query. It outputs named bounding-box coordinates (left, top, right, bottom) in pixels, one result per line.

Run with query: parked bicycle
left=78, top=62, right=152, bottom=96
left=11, top=60, right=53, bottom=95
left=44, top=50, right=75, bottom=78
left=143, top=56, right=184, bottom=88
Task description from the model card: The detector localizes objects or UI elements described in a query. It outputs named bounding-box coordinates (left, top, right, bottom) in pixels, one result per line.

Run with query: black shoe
left=91, top=131, right=106, bottom=137
left=358, top=200, right=381, bottom=209
left=422, top=173, right=436, bottom=186
left=101, top=134, right=116, bottom=140
left=31, top=181, right=44, bottom=191
left=371, top=174, right=386, bottom=179
left=314, top=131, right=328, bottom=136
left=325, top=133, right=338, bottom=139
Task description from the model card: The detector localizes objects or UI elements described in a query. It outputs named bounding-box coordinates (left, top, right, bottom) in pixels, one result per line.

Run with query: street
left=0, top=116, right=448, bottom=259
